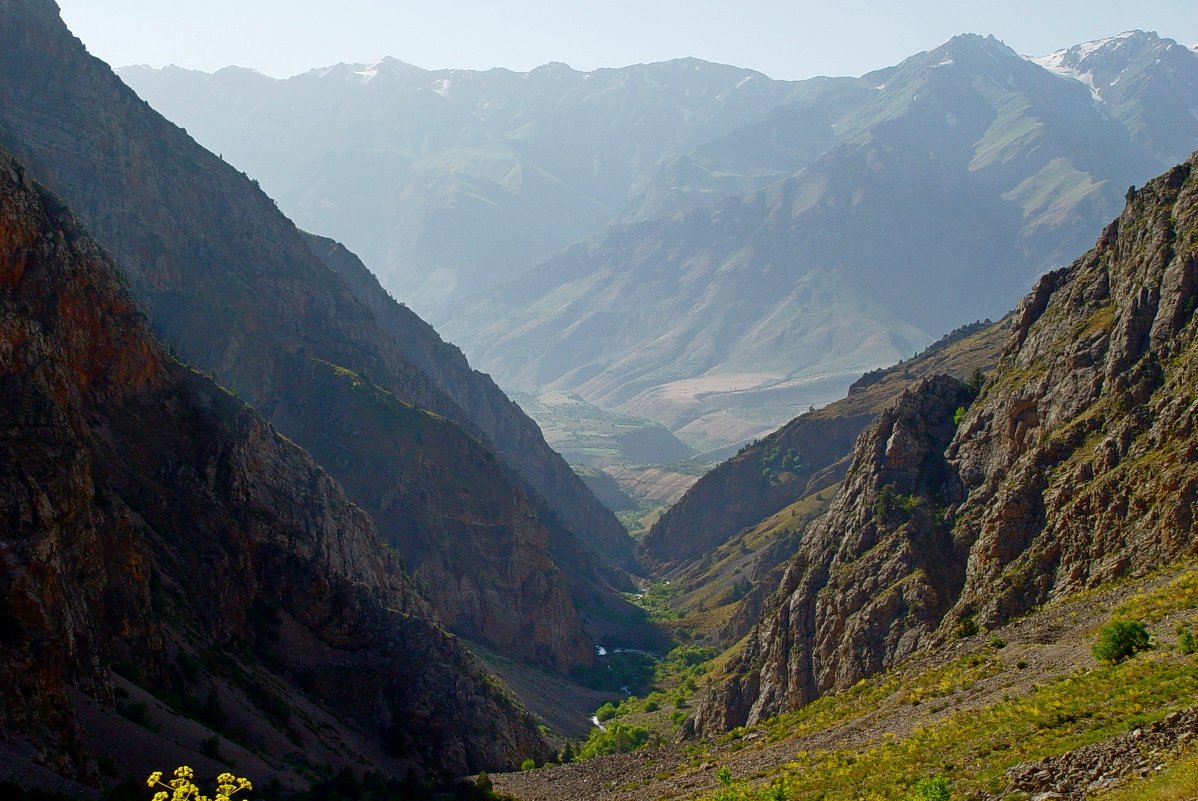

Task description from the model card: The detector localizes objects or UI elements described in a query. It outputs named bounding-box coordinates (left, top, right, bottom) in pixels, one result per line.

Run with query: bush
left=954, top=616, right=979, bottom=639
left=1179, top=627, right=1196, bottom=655
left=1092, top=619, right=1150, bottom=663
left=908, top=776, right=951, bottom=800
left=595, top=702, right=618, bottom=722
left=519, top=758, right=536, bottom=771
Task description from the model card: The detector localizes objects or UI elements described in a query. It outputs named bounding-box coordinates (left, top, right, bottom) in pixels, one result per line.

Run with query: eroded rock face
left=0, top=150, right=549, bottom=783
left=694, top=375, right=973, bottom=732
left=696, top=152, right=1198, bottom=734
left=0, top=0, right=611, bottom=672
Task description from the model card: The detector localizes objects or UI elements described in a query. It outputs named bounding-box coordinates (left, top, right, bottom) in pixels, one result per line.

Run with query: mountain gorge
left=0, top=0, right=640, bottom=676
left=7, top=2, right=1198, bottom=797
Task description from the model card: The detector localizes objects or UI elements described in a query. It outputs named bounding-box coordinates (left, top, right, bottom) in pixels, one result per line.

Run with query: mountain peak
left=302, top=56, right=427, bottom=84
left=936, top=32, right=1019, bottom=60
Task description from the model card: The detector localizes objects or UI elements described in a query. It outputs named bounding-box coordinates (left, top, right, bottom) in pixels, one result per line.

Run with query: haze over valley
left=4, top=2, right=1198, bottom=800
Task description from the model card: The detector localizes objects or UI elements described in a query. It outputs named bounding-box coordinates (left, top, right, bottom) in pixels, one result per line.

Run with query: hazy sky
left=57, top=1, right=1198, bottom=80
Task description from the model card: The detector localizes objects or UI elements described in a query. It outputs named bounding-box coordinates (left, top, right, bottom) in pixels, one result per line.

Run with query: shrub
left=952, top=406, right=966, bottom=426
left=519, top=758, right=536, bottom=772
left=989, top=636, right=1006, bottom=649
left=954, top=616, right=979, bottom=639
left=1092, top=619, right=1150, bottom=663
left=908, top=776, right=951, bottom=800
left=1179, top=627, right=1196, bottom=655
left=595, top=702, right=618, bottom=722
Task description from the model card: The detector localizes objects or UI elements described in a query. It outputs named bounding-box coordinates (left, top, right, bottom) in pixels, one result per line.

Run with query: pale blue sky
left=57, top=0, right=1198, bottom=80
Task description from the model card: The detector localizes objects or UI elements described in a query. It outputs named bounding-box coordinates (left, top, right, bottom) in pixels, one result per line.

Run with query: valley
left=3, top=2, right=1198, bottom=800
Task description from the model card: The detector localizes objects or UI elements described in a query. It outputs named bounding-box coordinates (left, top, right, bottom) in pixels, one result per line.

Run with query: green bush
left=1092, top=619, right=1150, bottom=663
left=908, top=776, right=951, bottom=800
left=1179, top=627, right=1196, bottom=655
left=595, top=702, right=618, bottom=722
left=519, top=758, right=536, bottom=772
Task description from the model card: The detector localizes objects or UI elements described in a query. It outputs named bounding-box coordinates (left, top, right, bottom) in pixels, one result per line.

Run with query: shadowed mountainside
left=0, top=149, right=548, bottom=790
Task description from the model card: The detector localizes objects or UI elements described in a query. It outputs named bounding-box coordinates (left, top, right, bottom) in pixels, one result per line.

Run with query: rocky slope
left=694, top=149, right=1198, bottom=733
left=633, top=321, right=1007, bottom=644
left=0, top=149, right=548, bottom=788
left=443, top=33, right=1197, bottom=446
left=0, top=0, right=634, bottom=670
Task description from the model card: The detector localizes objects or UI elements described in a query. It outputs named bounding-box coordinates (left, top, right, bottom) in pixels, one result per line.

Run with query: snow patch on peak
left=1074, top=30, right=1140, bottom=59
left=354, top=61, right=383, bottom=82
left=933, top=58, right=955, bottom=68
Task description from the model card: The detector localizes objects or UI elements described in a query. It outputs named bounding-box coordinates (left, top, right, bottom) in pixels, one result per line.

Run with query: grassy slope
left=494, top=562, right=1198, bottom=801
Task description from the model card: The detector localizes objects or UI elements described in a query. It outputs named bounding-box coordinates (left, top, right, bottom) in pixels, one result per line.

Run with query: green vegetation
left=697, top=648, right=1198, bottom=799
left=1178, top=627, right=1196, bottom=655
left=681, top=570, right=1198, bottom=800
left=907, top=777, right=951, bottom=800
left=631, top=581, right=683, bottom=623
left=577, top=645, right=718, bottom=761
left=1092, top=620, right=1151, bottom=663
left=519, top=759, right=536, bottom=772
left=579, top=721, right=655, bottom=758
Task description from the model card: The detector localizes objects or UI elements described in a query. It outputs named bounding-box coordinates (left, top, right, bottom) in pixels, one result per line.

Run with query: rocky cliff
left=696, top=150, right=1198, bottom=733
left=0, top=150, right=549, bottom=786
left=0, top=0, right=630, bottom=671
left=635, top=321, right=1006, bottom=645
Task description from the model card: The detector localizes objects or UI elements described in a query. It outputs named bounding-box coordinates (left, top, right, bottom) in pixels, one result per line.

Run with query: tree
left=1092, top=619, right=1150, bottom=663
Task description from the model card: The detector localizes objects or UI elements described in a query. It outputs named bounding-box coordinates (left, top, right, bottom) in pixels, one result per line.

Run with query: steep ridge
left=445, top=34, right=1195, bottom=444
left=0, top=0, right=632, bottom=669
left=118, top=58, right=803, bottom=321
left=639, top=320, right=1007, bottom=575
left=694, top=149, right=1198, bottom=733
left=302, top=232, right=636, bottom=575
left=635, top=321, right=1007, bottom=646
left=0, top=150, right=547, bottom=786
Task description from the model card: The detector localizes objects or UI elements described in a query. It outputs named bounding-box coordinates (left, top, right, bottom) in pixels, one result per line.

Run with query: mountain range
left=6, top=2, right=1198, bottom=798
left=122, top=31, right=1198, bottom=474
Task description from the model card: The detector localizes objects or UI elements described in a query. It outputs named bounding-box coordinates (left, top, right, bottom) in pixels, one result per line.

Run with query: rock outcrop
left=0, top=0, right=632, bottom=671
left=0, top=150, right=549, bottom=785
left=696, top=151, right=1198, bottom=733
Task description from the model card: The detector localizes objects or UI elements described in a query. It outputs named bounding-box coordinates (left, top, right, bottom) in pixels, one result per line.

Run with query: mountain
left=0, top=0, right=634, bottom=672
left=1029, top=30, right=1198, bottom=166
left=693, top=148, right=1198, bottom=734
left=117, top=57, right=804, bottom=322
left=0, top=148, right=547, bottom=789
left=442, top=33, right=1197, bottom=450
left=635, top=319, right=1007, bottom=644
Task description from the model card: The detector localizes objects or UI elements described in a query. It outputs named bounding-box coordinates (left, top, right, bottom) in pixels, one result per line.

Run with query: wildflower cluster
left=147, top=767, right=253, bottom=801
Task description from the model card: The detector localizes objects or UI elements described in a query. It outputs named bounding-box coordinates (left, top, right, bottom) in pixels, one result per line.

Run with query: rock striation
left=696, top=150, right=1198, bottom=733
left=0, top=150, right=549, bottom=784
